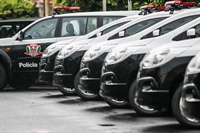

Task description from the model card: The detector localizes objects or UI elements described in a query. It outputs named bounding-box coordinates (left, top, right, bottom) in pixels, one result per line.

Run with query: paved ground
left=0, top=85, right=199, bottom=133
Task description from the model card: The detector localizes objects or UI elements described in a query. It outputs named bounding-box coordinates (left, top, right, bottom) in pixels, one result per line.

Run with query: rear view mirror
left=187, top=28, right=195, bottom=37
left=119, top=31, right=125, bottom=37
left=17, top=31, right=24, bottom=41
left=96, top=32, right=102, bottom=37
left=153, top=29, right=160, bottom=37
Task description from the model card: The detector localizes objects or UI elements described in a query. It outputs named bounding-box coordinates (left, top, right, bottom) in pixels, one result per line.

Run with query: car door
left=12, top=18, right=59, bottom=73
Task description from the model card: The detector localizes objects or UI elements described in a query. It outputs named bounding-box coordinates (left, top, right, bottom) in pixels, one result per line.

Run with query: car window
left=141, top=15, right=200, bottom=40
left=195, top=24, right=200, bottom=38
left=173, top=23, right=200, bottom=41
left=89, top=21, right=129, bottom=39
left=61, top=17, right=87, bottom=37
left=86, top=17, right=97, bottom=33
left=103, top=16, right=122, bottom=25
left=24, top=18, right=58, bottom=40
left=159, top=15, right=199, bottom=35
left=0, top=21, right=33, bottom=38
left=108, top=17, right=167, bottom=40
left=102, top=21, right=128, bottom=35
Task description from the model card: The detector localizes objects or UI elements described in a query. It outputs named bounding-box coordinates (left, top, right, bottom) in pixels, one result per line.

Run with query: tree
left=53, top=0, right=200, bottom=12
left=0, top=0, right=37, bottom=18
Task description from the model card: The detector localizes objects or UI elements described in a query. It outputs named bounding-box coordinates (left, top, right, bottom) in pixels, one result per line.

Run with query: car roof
left=53, top=11, right=140, bottom=17
left=0, top=18, right=39, bottom=23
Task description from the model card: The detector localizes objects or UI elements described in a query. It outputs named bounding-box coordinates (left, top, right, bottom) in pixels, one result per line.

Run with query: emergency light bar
left=139, top=5, right=165, bottom=15
left=165, top=0, right=197, bottom=8
left=165, top=0, right=197, bottom=14
left=50, top=6, right=81, bottom=15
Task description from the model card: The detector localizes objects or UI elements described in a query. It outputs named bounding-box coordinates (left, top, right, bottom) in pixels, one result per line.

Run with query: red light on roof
left=53, top=6, right=81, bottom=11
left=155, top=6, right=166, bottom=11
left=183, top=2, right=197, bottom=7
left=140, top=5, right=154, bottom=10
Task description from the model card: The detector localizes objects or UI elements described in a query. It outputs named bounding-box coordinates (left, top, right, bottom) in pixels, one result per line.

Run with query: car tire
left=103, top=97, right=130, bottom=108
left=0, top=63, right=7, bottom=90
left=129, top=80, right=163, bottom=116
left=75, top=72, right=101, bottom=101
left=74, top=72, right=101, bottom=101
left=9, top=75, right=35, bottom=90
left=58, top=86, right=76, bottom=96
left=172, top=84, right=200, bottom=129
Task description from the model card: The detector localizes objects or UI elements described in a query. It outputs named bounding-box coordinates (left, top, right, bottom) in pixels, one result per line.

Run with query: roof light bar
left=139, top=5, right=165, bottom=15
left=50, top=6, right=81, bottom=15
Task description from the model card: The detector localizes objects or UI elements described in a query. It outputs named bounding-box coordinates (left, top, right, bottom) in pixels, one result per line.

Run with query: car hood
left=150, top=39, right=200, bottom=54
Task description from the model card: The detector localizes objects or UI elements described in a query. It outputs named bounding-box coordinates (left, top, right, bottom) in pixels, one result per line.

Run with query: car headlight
left=83, top=45, right=112, bottom=61
left=56, top=46, right=75, bottom=59
left=104, top=48, right=128, bottom=65
left=142, top=47, right=188, bottom=69
left=42, top=45, right=61, bottom=57
left=186, top=53, right=200, bottom=74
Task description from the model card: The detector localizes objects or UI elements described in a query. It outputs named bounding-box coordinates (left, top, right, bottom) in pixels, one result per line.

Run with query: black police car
left=99, top=9, right=200, bottom=108
left=132, top=26, right=200, bottom=117
left=176, top=52, right=200, bottom=128
left=0, top=6, right=134, bottom=90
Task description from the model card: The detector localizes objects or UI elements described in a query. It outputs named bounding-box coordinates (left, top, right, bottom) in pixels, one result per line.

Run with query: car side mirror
left=17, top=31, right=24, bottom=41
left=119, top=31, right=125, bottom=37
left=96, top=32, right=102, bottom=37
left=187, top=28, right=195, bottom=37
left=153, top=29, right=160, bottom=37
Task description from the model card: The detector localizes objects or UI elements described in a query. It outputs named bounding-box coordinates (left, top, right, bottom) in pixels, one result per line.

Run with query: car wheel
left=58, top=86, right=76, bottom=95
left=103, top=97, right=130, bottom=108
left=172, top=84, right=200, bottom=129
left=129, top=81, right=163, bottom=116
left=0, top=63, right=7, bottom=90
left=9, top=75, right=35, bottom=90
left=74, top=72, right=101, bottom=100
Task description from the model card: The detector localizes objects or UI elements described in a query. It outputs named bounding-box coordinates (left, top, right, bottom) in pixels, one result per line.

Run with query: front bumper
left=181, top=73, right=200, bottom=120
left=38, top=54, right=58, bottom=83
left=39, top=69, right=53, bottom=83
left=79, top=53, right=107, bottom=93
left=53, top=51, right=85, bottom=87
left=100, top=54, right=144, bottom=100
left=137, top=76, right=169, bottom=108
left=53, top=71, right=73, bottom=87
left=136, top=57, right=193, bottom=109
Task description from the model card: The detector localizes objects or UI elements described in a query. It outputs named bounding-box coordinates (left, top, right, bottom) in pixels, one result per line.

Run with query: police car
left=175, top=52, right=200, bottom=128
left=99, top=8, right=200, bottom=108
left=38, top=14, right=139, bottom=85
left=52, top=6, right=169, bottom=96
left=130, top=18, right=200, bottom=116
left=0, top=6, right=139, bottom=90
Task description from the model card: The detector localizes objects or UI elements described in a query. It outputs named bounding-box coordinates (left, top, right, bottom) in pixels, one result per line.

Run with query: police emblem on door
left=24, top=44, right=42, bottom=57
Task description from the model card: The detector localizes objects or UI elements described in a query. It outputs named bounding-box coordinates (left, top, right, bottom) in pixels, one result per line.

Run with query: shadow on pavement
left=142, top=123, right=200, bottom=132
left=105, top=112, right=141, bottom=122
left=57, top=97, right=88, bottom=105
left=85, top=106, right=115, bottom=113
left=41, top=93, right=67, bottom=99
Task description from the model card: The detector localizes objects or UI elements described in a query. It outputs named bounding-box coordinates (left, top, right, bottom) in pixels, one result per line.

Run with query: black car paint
left=100, top=54, right=145, bottom=100
left=136, top=56, right=194, bottom=109
left=79, top=53, right=108, bottom=93
left=181, top=72, right=200, bottom=119
left=53, top=50, right=85, bottom=88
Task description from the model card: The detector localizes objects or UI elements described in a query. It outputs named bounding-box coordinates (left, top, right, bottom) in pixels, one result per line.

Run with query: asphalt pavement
left=0, top=85, right=199, bottom=133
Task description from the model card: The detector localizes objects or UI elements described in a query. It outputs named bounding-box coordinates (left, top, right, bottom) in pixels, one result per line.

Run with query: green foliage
left=53, top=0, right=200, bottom=11
left=0, top=0, right=37, bottom=18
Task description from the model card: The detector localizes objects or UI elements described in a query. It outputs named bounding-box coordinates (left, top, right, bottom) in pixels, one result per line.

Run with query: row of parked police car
left=0, top=0, right=199, bottom=129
